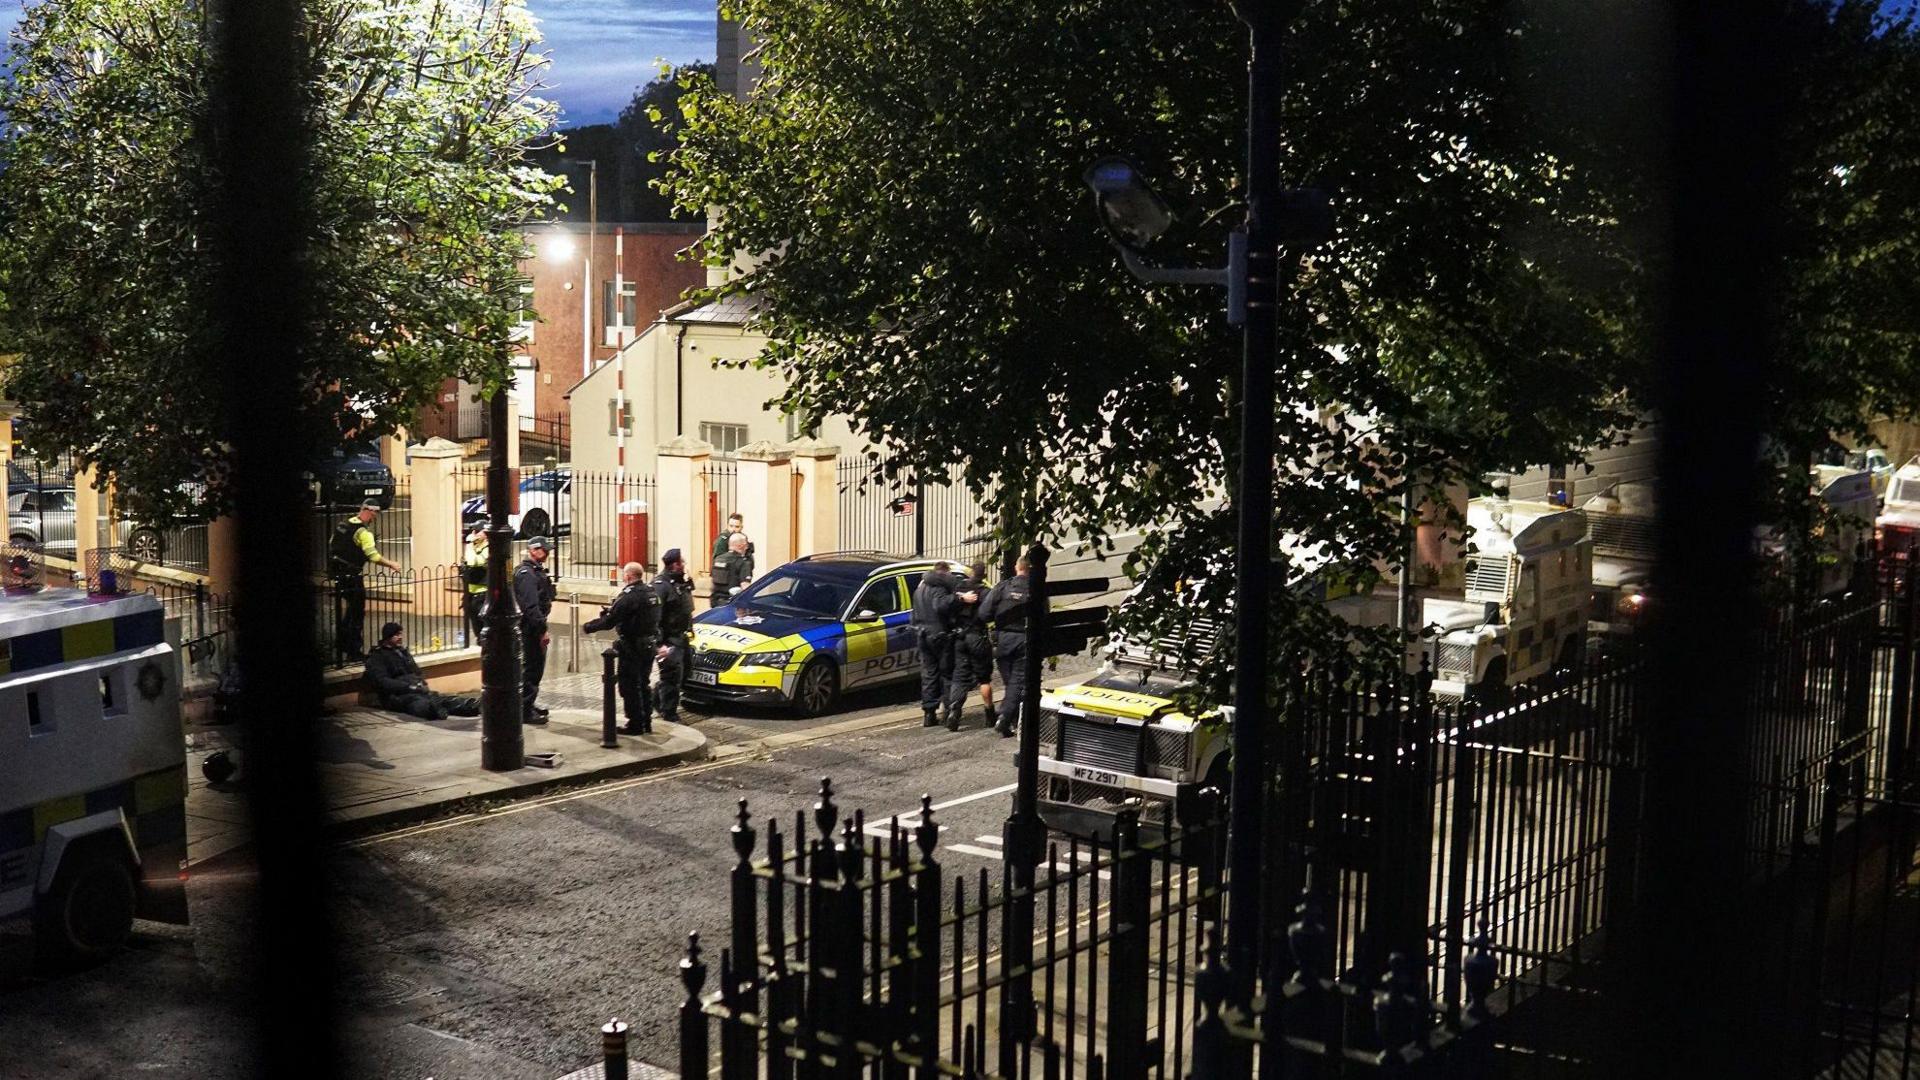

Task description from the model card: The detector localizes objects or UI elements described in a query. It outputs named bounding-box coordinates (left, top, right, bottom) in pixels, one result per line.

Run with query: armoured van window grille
left=1059, top=716, right=1143, bottom=773
left=1435, top=640, right=1475, bottom=678
left=1590, top=512, right=1658, bottom=562
left=1464, top=554, right=1513, bottom=599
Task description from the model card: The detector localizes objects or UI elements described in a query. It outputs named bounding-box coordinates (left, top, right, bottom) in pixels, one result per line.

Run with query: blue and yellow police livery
left=1, top=587, right=189, bottom=963
left=686, top=552, right=953, bottom=716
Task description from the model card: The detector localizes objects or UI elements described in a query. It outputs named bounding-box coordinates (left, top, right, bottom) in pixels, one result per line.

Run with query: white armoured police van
left=1, top=586, right=189, bottom=961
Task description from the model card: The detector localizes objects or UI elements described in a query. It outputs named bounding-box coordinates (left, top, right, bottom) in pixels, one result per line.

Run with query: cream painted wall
left=568, top=315, right=870, bottom=478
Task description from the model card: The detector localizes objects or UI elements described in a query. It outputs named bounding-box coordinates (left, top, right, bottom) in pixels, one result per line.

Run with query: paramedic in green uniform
left=327, top=500, right=400, bottom=662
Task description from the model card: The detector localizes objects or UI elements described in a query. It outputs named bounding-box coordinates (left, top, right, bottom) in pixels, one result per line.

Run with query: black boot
left=923, top=709, right=940, bottom=727
left=995, top=715, right=1015, bottom=738
left=981, top=704, right=996, bottom=730
left=945, top=709, right=961, bottom=732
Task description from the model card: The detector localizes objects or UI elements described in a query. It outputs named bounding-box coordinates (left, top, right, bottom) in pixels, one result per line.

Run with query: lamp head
left=1082, top=156, right=1175, bottom=248
left=542, top=231, right=577, bottom=264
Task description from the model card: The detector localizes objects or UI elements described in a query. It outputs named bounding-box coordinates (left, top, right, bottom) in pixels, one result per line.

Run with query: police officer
left=653, top=548, right=696, bottom=725
left=461, top=524, right=489, bottom=647
left=327, top=500, right=400, bottom=662
left=943, top=561, right=995, bottom=731
left=710, top=532, right=752, bottom=609
left=585, top=561, right=662, bottom=734
left=513, top=536, right=558, bottom=724
left=910, top=561, right=967, bottom=727
left=982, top=555, right=1032, bottom=738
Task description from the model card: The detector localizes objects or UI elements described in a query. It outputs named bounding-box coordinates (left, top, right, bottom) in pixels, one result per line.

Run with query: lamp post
left=569, top=158, right=599, bottom=381
left=1081, top=0, right=1320, bottom=1009
left=479, top=382, right=525, bottom=771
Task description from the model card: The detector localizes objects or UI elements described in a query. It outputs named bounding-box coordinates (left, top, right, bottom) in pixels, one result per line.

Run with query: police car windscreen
left=735, top=567, right=855, bottom=619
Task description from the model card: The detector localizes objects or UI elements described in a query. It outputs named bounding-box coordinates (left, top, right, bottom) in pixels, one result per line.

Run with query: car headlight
left=740, top=649, right=793, bottom=669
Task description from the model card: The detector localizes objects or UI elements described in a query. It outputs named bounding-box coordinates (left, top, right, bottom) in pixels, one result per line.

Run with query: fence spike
left=814, top=777, right=839, bottom=840
left=841, top=817, right=865, bottom=881
left=915, top=794, right=940, bottom=859
left=1374, top=951, right=1420, bottom=1051
left=1463, top=922, right=1496, bottom=1022
left=732, top=798, right=755, bottom=866
left=680, top=932, right=708, bottom=1003
left=1287, top=888, right=1330, bottom=985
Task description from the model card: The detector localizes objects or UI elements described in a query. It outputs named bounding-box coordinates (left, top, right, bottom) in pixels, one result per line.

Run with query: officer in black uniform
left=513, top=537, right=558, bottom=724
left=585, top=561, right=662, bottom=734
left=710, top=533, right=752, bottom=609
left=652, top=548, right=697, bottom=726
left=982, top=555, right=1032, bottom=737
left=943, top=561, right=995, bottom=731
left=910, top=561, right=964, bottom=727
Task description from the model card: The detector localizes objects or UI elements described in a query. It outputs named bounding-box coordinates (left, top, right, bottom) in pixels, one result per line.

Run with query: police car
left=1, top=584, right=190, bottom=962
left=686, top=551, right=958, bottom=716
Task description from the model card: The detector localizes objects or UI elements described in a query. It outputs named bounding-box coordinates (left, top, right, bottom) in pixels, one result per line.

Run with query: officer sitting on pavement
left=652, top=548, right=696, bottom=726
left=364, top=622, right=480, bottom=720
left=584, top=561, right=662, bottom=735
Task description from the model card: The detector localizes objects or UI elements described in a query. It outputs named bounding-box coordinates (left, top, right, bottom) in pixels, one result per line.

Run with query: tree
left=662, top=0, right=1647, bottom=688
left=617, top=62, right=712, bottom=222
left=0, top=0, right=562, bottom=520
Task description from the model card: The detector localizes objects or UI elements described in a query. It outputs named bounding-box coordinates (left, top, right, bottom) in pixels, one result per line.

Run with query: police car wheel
left=37, top=845, right=137, bottom=962
left=794, top=658, right=839, bottom=717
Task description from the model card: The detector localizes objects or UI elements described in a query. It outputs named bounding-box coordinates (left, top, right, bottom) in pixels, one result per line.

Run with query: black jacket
left=911, top=570, right=959, bottom=638
left=364, top=645, right=427, bottom=698
left=711, top=549, right=751, bottom=590
left=513, top=557, right=556, bottom=634
left=952, top=575, right=990, bottom=637
left=983, top=574, right=1032, bottom=635
left=655, top=571, right=695, bottom=639
left=585, top=580, right=662, bottom=646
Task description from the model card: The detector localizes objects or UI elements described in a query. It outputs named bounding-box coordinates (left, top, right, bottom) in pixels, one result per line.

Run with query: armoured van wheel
left=126, top=526, right=166, bottom=564
left=35, top=841, right=137, bottom=965
left=794, top=658, right=840, bottom=717
left=10, top=533, right=37, bottom=549
left=519, top=508, right=550, bottom=541
left=1471, top=657, right=1510, bottom=713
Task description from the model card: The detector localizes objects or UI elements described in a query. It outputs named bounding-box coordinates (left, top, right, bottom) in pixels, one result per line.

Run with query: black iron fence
left=837, top=455, right=995, bottom=561
left=318, top=564, right=475, bottom=668
left=454, top=463, right=657, bottom=582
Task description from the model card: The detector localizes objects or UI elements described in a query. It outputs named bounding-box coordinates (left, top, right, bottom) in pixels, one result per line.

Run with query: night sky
left=0, top=0, right=717, bottom=127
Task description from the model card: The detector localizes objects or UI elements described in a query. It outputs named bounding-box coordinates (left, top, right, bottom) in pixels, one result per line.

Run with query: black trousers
left=521, top=623, right=547, bottom=716
left=918, top=629, right=954, bottom=711
left=463, top=592, right=485, bottom=648
left=656, top=637, right=689, bottom=720
left=615, top=640, right=656, bottom=727
left=995, top=631, right=1028, bottom=726
left=380, top=691, right=480, bottom=720
left=945, top=632, right=992, bottom=722
left=333, top=574, right=366, bottom=658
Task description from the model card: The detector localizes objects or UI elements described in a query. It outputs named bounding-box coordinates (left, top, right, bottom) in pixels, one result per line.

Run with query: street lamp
left=1079, top=4, right=1329, bottom=1013
left=565, top=158, right=599, bottom=380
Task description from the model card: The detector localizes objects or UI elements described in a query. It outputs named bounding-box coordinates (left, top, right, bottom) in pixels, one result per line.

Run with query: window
left=26, top=690, right=46, bottom=733
left=607, top=397, right=633, bottom=437
left=854, top=578, right=905, bottom=618
left=601, top=279, right=638, bottom=332
left=701, top=422, right=750, bottom=458
left=511, top=282, right=535, bottom=343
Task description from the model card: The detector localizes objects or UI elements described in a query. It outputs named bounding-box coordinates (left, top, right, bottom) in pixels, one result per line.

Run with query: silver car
left=6, top=488, right=153, bottom=558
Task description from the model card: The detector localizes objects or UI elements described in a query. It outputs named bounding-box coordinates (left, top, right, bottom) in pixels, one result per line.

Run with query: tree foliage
left=0, top=0, right=562, bottom=519
left=663, top=0, right=1648, bottom=689
left=620, top=61, right=712, bottom=221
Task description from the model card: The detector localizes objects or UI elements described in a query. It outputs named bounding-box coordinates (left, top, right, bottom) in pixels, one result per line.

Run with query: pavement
left=184, top=705, right=710, bottom=868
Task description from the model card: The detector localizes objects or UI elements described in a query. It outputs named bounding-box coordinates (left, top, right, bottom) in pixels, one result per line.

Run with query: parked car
left=306, top=441, right=395, bottom=509
left=7, top=488, right=143, bottom=556
left=684, top=552, right=947, bottom=716
left=461, top=469, right=570, bottom=540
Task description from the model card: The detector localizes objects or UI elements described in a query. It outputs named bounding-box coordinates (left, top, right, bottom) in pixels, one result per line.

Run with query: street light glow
left=1082, top=156, right=1175, bottom=247
left=542, top=233, right=576, bottom=264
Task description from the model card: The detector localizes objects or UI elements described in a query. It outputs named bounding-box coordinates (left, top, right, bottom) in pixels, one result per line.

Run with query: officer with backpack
left=328, top=500, right=400, bottom=662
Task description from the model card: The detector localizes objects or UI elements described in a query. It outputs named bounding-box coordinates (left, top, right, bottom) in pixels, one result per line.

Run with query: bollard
left=601, top=1018, right=630, bottom=1080
left=602, top=645, right=620, bottom=747
left=567, top=593, right=581, bottom=672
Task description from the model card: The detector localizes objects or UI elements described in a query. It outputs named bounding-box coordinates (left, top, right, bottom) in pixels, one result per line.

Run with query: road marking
left=857, top=784, right=1019, bottom=862
left=945, top=843, right=1005, bottom=861
left=974, top=835, right=1004, bottom=845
